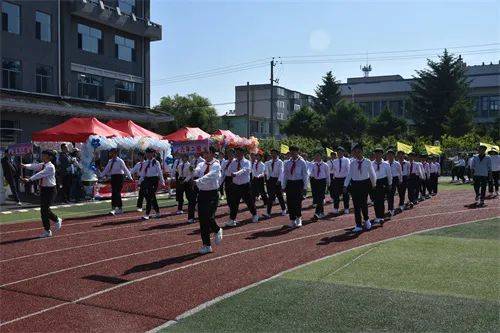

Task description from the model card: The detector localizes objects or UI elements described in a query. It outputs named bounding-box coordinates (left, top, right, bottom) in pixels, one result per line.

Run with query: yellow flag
left=425, top=144, right=442, bottom=155
left=480, top=142, right=499, bottom=153
left=397, top=142, right=412, bottom=154
left=280, top=144, right=289, bottom=154
left=325, top=147, right=334, bottom=156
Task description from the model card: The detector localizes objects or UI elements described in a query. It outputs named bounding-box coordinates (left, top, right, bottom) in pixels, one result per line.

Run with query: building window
left=115, top=80, right=136, bottom=104
left=480, top=95, right=500, bottom=118
left=293, top=104, right=301, bottom=111
left=35, top=11, right=51, bottom=42
left=1, top=1, right=20, bottom=34
left=1, top=59, right=21, bottom=90
left=36, top=65, right=52, bottom=93
left=293, top=92, right=300, bottom=99
left=373, top=101, right=382, bottom=116
left=77, top=24, right=102, bottom=54
left=250, top=120, right=259, bottom=134
left=115, top=35, right=135, bottom=62
left=77, top=73, right=103, bottom=101
left=276, top=112, right=284, bottom=120
left=118, top=0, right=135, bottom=14
left=276, top=100, right=285, bottom=109
left=389, top=100, right=404, bottom=117
left=276, top=87, right=285, bottom=96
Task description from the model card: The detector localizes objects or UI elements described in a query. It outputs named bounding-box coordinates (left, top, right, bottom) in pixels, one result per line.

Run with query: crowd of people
left=6, top=142, right=499, bottom=254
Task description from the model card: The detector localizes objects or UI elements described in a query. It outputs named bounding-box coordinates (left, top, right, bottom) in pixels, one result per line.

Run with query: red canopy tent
left=32, top=117, right=129, bottom=142
left=164, top=127, right=210, bottom=142
left=106, top=119, right=163, bottom=139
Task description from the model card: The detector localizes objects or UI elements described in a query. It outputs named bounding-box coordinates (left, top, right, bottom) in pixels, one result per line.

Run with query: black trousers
left=285, top=180, right=304, bottom=221
left=185, top=182, right=198, bottom=220
left=430, top=173, right=439, bottom=194
left=488, top=171, right=499, bottom=193
left=136, top=181, right=145, bottom=208
left=61, top=174, right=72, bottom=202
left=457, top=166, right=466, bottom=182
left=251, top=177, right=268, bottom=206
left=387, top=176, right=400, bottom=211
left=420, top=178, right=427, bottom=197
left=229, top=182, right=257, bottom=220
left=223, top=176, right=233, bottom=206
left=143, top=176, right=159, bottom=215
left=176, top=178, right=186, bottom=210
left=266, top=177, right=286, bottom=214
left=373, top=177, right=389, bottom=219
left=311, top=178, right=327, bottom=214
left=110, top=174, right=124, bottom=208
left=6, top=175, right=20, bottom=202
left=40, top=186, right=59, bottom=231
left=350, top=179, right=371, bottom=227
left=332, top=177, right=349, bottom=209
left=398, top=176, right=408, bottom=207
left=407, top=175, right=419, bottom=204
left=198, top=190, right=220, bottom=246
left=473, top=176, right=488, bottom=201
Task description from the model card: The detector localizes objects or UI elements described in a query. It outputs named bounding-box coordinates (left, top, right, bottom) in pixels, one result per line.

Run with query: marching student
left=372, top=148, right=392, bottom=224
left=455, top=156, right=466, bottom=183
left=102, top=148, right=132, bottom=215
left=263, top=148, right=287, bottom=218
left=20, top=150, right=62, bottom=238
left=193, top=152, right=206, bottom=167
left=175, top=154, right=191, bottom=215
left=406, top=152, right=422, bottom=207
left=488, top=148, right=499, bottom=197
left=139, top=148, right=165, bottom=220
left=282, top=146, right=309, bottom=228
left=193, top=146, right=223, bottom=254
left=251, top=153, right=268, bottom=207
left=310, top=151, right=330, bottom=219
left=386, top=149, right=402, bottom=216
left=420, top=155, right=431, bottom=199
left=429, top=156, right=441, bottom=195
left=217, top=152, right=225, bottom=199
left=344, top=144, right=376, bottom=232
left=130, top=151, right=146, bottom=212
left=220, top=149, right=235, bottom=208
left=471, top=145, right=492, bottom=207
left=397, top=151, right=409, bottom=210
left=331, top=146, right=350, bottom=215
left=326, top=151, right=337, bottom=209
left=225, top=148, right=259, bottom=227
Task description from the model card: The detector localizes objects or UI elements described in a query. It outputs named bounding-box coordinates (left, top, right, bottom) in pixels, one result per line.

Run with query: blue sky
left=150, top=0, right=500, bottom=114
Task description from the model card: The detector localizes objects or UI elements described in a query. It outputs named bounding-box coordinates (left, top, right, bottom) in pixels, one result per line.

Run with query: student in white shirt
left=250, top=153, right=268, bottom=207
left=372, top=148, right=392, bottom=224
left=282, top=146, right=309, bottom=228
left=193, top=146, right=223, bottom=254
left=20, top=150, right=62, bottom=238
left=310, top=151, right=330, bottom=219
left=429, top=155, right=441, bottom=195
left=386, top=149, right=402, bottom=216
left=225, top=147, right=259, bottom=227
left=326, top=150, right=337, bottom=208
left=487, top=148, right=499, bottom=197
left=264, top=148, right=286, bottom=217
left=331, top=146, right=351, bottom=215
left=419, top=155, right=431, bottom=199
left=139, top=148, right=165, bottom=220
left=102, top=148, right=132, bottom=215
left=130, top=151, right=146, bottom=212
left=406, top=152, right=421, bottom=207
left=175, top=154, right=191, bottom=216
left=220, top=149, right=235, bottom=209
left=343, top=144, right=376, bottom=232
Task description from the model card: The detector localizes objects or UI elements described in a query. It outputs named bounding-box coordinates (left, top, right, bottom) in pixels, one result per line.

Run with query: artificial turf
left=166, top=218, right=500, bottom=333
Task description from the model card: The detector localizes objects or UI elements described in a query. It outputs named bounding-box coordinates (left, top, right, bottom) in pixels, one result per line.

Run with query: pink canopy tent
left=106, top=119, right=163, bottom=139
left=32, top=117, right=129, bottom=143
left=164, top=127, right=210, bottom=142
left=212, top=129, right=240, bottom=141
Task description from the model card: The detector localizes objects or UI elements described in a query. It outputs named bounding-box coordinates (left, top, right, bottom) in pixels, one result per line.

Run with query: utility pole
left=269, top=58, right=276, bottom=136
left=246, top=81, right=250, bottom=138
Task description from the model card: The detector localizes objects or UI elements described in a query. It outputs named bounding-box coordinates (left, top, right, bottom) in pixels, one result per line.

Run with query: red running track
left=0, top=190, right=498, bottom=332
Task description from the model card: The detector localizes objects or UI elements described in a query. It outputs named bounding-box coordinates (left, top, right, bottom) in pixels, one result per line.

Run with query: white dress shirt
left=130, top=161, right=145, bottom=176
left=194, top=160, right=221, bottom=191
left=310, top=161, right=331, bottom=185
left=399, top=160, right=410, bottom=176
left=102, top=157, right=131, bottom=178
left=372, top=160, right=393, bottom=186
left=344, top=158, right=377, bottom=188
left=139, top=158, right=165, bottom=185
left=282, top=157, right=309, bottom=190
left=326, top=159, right=336, bottom=176
left=408, top=160, right=423, bottom=178
left=251, top=160, right=266, bottom=178
left=229, top=158, right=251, bottom=185
left=265, top=158, right=284, bottom=181
left=430, top=162, right=441, bottom=174
left=388, top=160, right=403, bottom=182
left=422, top=162, right=431, bottom=178
left=491, top=155, right=500, bottom=172
left=331, top=157, right=350, bottom=179
left=193, top=156, right=206, bottom=167
left=177, top=160, right=193, bottom=181
left=26, top=162, right=57, bottom=187
left=455, top=159, right=466, bottom=167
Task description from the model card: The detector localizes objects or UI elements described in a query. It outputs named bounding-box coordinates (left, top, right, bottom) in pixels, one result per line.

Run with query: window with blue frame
left=1, top=2, right=20, bottom=34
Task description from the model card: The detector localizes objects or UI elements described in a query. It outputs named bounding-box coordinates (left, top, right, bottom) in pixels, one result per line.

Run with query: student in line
left=102, top=148, right=132, bottom=215
left=310, top=151, right=330, bottom=219
left=282, top=146, right=309, bottom=228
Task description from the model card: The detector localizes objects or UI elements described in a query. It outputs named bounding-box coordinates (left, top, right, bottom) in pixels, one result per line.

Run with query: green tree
left=325, top=100, right=368, bottom=144
left=154, top=93, right=219, bottom=133
left=443, top=98, right=474, bottom=136
left=410, top=49, right=470, bottom=139
left=368, top=106, right=408, bottom=140
left=281, top=106, right=325, bottom=140
left=314, top=71, right=342, bottom=115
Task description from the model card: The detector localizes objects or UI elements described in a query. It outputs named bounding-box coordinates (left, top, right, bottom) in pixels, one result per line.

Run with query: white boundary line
left=148, top=215, right=499, bottom=332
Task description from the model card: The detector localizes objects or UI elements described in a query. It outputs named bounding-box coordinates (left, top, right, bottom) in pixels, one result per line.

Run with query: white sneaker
left=332, top=208, right=339, bottom=214
left=281, top=209, right=287, bottom=216
left=353, top=226, right=363, bottom=233
left=55, top=218, right=62, bottom=231
left=365, top=220, right=372, bottom=230
left=315, top=213, right=325, bottom=219
left=295, top=218, right=302, bottom=227
left=344, top=209, right=349, bottom=215
left=17, top=201, right=22, bottom=206
left=142, top=215, right=150, bottom=220
left=39, top=230, right=52, bottom=238
left=214, top=228, right=223, bottom=245
left=262, top=213, right=271, bottom=219
left=252, top=215, right=259, bottom=223
left=199, top=245, right=213, bottom=254
left=187, top=218, right=195, bottom=224
left=399, top=205, right=405, bottom=211
left=390, top=210, right=395, bottom=217
left=176, top=210, right=184, bottom=215
left=136, top=208, right=143, bottom=212
left=109, top=209, right=116, bottom=216
left=224, top=220, right=238, bottom=227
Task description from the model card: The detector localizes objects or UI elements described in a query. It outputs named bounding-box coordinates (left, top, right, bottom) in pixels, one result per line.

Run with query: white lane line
left=1, top=211, right=13, bottom=214
left=150, top=215, right=497, bottom=332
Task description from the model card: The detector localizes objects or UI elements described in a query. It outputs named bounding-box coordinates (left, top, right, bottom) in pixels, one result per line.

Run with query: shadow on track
left=122, top=252, right=203, bottom=275
left=317, top=229, right=361, bottom=245
left=0, top=236, right=41, bottom=245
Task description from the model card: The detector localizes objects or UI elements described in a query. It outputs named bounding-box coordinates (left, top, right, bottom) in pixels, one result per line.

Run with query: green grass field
left=166, top=218, right=500, bottom=333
